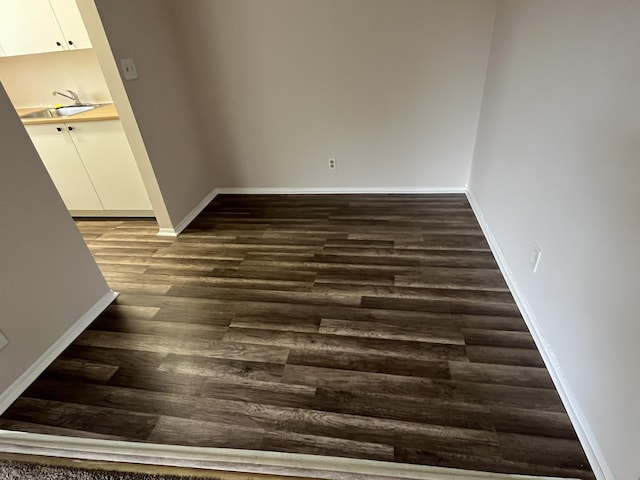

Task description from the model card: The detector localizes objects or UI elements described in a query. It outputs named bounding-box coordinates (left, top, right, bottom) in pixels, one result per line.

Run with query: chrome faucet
left=52, top=90, right=82, bottom=105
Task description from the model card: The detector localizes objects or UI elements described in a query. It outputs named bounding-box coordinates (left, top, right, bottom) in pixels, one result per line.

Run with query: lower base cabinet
left=25, top=123, right=103, bottom=211
left=25, top=119, right=152, bottom=214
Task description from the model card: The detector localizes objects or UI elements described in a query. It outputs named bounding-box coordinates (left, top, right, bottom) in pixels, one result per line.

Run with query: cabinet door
left=68, top=120, right=152, bottom=211
left=49, top=0, right=92, bottom=50
left=0, top=0, right=66, bottom=56
left=25, top=124, right=103, bottom=211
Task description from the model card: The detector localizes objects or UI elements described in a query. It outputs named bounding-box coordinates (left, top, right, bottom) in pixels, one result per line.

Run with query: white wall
left=0, top=49, right=112, bottom=108
left=91, top=0, right=216, bottom=229
left=469, top=1, right=640, bottom=478
left=0, top=82, right=113, bottom=411
left=170, top=0, right=497, bottom=190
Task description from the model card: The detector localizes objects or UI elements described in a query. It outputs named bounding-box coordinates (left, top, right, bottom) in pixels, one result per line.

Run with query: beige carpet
left=0, top=454, right=307, bottom=480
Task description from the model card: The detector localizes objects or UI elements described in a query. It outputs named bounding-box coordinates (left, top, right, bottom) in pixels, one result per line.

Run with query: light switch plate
left=531, top=243, right=543, bottom=273
left=120, top=58, right=139, bottom=80
left=0, top=330, right=8, bottom=351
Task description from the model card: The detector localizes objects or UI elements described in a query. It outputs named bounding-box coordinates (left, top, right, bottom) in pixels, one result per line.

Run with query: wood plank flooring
left=0, top=194, right=594, bottom=479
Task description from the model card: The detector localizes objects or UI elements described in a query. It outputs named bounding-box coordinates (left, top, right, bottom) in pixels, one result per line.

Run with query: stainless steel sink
left=20, top=104, right=97, bottom=119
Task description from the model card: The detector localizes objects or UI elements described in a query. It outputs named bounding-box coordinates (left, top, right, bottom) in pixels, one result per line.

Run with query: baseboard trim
left=465, top=190, right=611, bottom=480
left=0, top=290, right=118, bottom=415
left=69, top=210, right=154, bottom=218
left=0, top=432, right=565, bottom=480
left=157, top=188, right=218, bottom=237
left=156, top=228, right=178, bottom=237
left=214, top=186, right=467, bottom=195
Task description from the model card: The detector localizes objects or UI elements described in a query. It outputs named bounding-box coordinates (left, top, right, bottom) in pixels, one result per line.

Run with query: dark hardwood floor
left=0, top=194, right=593, bottom=479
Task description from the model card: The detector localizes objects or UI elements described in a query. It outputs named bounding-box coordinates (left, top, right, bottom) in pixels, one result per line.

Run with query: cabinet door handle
left=68, top=40, right=74, bottom=46
left=56, top=41, right=62, bottom=47
left=67, top=126, right=74, bottom=131
left=56, top=127, right=63, bottom=132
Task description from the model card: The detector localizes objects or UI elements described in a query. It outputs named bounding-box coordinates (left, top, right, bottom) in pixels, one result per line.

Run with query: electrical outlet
left=531, top=244, right=542, bottom=273
left=328, top=157, right=337, bottom=170
left=120, top=58, right=139, bottom=80
left=0, top=330, right=8, bottom=351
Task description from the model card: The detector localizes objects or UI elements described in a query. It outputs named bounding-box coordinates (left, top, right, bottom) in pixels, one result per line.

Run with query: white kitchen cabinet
left=25, top=119, right=152, bottom=214
left=49, top=0, right=92, bottom=51
left=25, top=123, right=104, bottom=211
left=0, top=0, right=91, bottom=57
left=69, top=120, right=152, bottom=211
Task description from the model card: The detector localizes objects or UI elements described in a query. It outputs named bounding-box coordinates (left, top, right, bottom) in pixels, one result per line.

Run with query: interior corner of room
left=1, top=0, right=639, bottom=479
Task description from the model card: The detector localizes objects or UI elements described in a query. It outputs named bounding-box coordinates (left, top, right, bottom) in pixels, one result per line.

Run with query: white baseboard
left=214, top=186, right=467, bottom=195
left=156, top=188, right=218, bottom=237
left=0, top=290, right=118, bottom=415
left=465, top=190, right=611, bottom=480
left=0, top=432, right=565, bottom=480
left=69, top=210, right=154, bottom=218
left=156, top=228, right=178, bottom=238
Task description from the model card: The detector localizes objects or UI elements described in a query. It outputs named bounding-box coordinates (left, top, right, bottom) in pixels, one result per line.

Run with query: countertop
left=17, top=103, right=119, bottom=125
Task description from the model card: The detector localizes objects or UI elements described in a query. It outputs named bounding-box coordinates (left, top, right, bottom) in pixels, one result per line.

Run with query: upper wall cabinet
left=0, top=0, right=91, bottom=57
left=49, top=0, right=91, bottom=50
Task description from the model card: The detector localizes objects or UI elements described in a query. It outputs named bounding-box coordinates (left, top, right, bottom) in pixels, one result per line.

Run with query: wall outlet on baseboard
left=0, top=330, right=8, bottom=351
left=531, top=243, right=542, bottom=273
left=328, top=157, right=337, bottom=170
